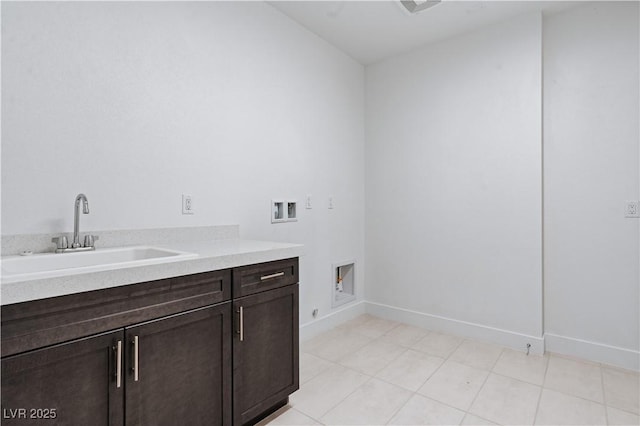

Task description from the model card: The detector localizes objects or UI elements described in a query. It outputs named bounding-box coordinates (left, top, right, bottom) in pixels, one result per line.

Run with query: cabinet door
left=1, top=330, right=124, bottom=426
left=125, top=303, right=231, bottom=426
left=233, top=284, right=299, bottom=425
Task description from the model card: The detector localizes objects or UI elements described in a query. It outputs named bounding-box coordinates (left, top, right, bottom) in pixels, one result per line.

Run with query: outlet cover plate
left=625, top=201, right=639, bottom=218
left=182, top=194, right=194, bottom=215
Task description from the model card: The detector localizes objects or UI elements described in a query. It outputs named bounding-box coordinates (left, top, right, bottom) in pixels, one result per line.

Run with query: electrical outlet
left=305, top=195, right=312, bottom=209
left=625, top=201, right=639, bottom=218
left=328, top=196, right=334, bottom=209
left=182, top=194, right=194, bottom=215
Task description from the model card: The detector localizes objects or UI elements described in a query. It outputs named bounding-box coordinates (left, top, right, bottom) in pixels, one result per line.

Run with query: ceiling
left=268, top=1, right=582, bottom=64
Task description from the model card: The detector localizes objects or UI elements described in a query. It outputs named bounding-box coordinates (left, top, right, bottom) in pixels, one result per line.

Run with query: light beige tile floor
left=260, top=314, right=640, bottom=426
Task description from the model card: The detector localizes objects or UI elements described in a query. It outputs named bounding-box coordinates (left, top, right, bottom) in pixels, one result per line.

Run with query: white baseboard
left=300, top=301, right=366, bottom=342
left=364, top=301, right=545, bottom=355
left=298, top=300, right=639, bottom=371
left=545, top=333, right=640, bottom=372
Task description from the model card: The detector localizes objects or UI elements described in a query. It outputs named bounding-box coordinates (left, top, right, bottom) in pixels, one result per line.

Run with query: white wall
left=543, top=2, right=640, bottom=364
left=1, top=2, right=365, bottom=325
left=365, top=14, right=543, bottom=344
left=3, top=1, right=638, bottom=369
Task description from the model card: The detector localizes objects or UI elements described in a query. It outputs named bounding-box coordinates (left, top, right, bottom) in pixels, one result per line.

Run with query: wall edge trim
left=545, top=332, right=640, bottom=372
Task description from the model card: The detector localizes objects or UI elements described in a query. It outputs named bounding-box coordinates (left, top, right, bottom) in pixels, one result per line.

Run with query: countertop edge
left=1, top=240, right=304, bottom=305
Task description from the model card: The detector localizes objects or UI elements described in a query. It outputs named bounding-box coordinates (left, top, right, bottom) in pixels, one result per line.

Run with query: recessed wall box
left=271, top=200, right=286, bottom=223
left=287, top=201, right=297, bottom=221
left=332, top=261, right=356, bottom=308
left=271, top=199, right=298, bottom=223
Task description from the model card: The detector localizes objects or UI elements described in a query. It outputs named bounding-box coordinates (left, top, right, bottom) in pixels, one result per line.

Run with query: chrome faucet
left=72, top=193, right=89, bottom=248
left=51, top=193, right=98, bottom=253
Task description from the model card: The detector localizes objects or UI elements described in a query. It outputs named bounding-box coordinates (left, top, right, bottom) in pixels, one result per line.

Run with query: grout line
left=315, top=374, right=374, bottom=422
left=419, top=393, right=469, bottom=416
left=463, top=346, right=506, bottom=423
left=464, top=369, right=493, bottom=421
left=532, top=350, right=551, bottom=425
left=541, top=386, right=616, bottom=408
left=600, top=364, right=609, bottom=425
left=382, top=388, right=413, bottom=425
left=541, top=359, right=610, bottom=406
left=409, top=355, right=447, bottom=392
left=460, top=412, right=498, bottom=425
left=371, top=355, right=444, bottom=395
left=490, top=347, right=505, bottom=370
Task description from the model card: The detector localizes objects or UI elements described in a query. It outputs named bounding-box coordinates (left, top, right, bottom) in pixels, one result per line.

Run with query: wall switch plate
left=182, top=194, right=194, bottom=215
left=625, top=201, right=639, bottom=218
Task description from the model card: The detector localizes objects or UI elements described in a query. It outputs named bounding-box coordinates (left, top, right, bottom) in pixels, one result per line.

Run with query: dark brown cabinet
left=1, top=257, right=299, bottom=426
left=233, top=284, right=299, bottom=425
left=1, top=305, right=231, bottom=426
left=125, top=304, right=232, bottom=426
left=1, top=330, right=124, bottom=426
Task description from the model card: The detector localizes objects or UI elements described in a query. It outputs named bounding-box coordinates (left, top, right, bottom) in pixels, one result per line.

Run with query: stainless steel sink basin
left=1, top=246, right=198, bottom=283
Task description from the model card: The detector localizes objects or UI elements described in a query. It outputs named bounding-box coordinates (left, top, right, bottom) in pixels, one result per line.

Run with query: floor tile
left=469, top=373, right=541, bottom=425
left=338, top=338, right=406, bottom=375
left=383, top=323, right=429, bottom=347
left=492, top=348, right=548, bottom=386
left=417, top=360, right=489, bottom=411
left=460, top=414, right=498, bottom=425
left=343, top=316, right=400, bottom=339
left=338, top=314, right=377, bottom=328
left=289, top=364, right=369, bottom=419
left=388, top=394, right=465, bottom=425
left=535, top=388, right=606, bottom=425
left=320, top=378, right=412, bottom=425
left=608, top=406, right=640, bottom=425
left=284, top=316, right=639, bottom=426
left=602, top=366, right=639, bottom=414
left=301, top=328, right=372, bottom=362
left=544, top=355, right=604, bottom=403
left=300, top=352, right=334, bottom=384
left=261, top=406, right=320, bottom=425
left=376, top=349, right=444, bottom=391
left=411, top=332, right=463, bottom=358
left=449, top=340, right=504, bottom=370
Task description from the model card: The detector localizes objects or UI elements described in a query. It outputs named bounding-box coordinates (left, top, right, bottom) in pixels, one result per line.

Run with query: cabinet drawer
left=1, top=269, right=231, bottom=357
left=232, top=258, right=298, bottom=298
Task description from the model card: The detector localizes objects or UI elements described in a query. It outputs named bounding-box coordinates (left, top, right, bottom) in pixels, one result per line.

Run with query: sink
left=1, top=246, right=198, bottom=283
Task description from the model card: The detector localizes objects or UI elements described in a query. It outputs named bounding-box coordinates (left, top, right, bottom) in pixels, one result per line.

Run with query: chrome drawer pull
left=132, top=336, right=139, bottom=382
left=115, top=340, right=122, bottom=388
left=237, top=306, right=244, bottom=342
left=260, top=272, right=284, bottom=281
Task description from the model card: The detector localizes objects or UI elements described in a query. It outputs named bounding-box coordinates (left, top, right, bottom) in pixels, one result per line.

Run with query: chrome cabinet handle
left=237, top=306, right=244, bottom=342
left=132, top=336, right=139, bottom=382
left=260, top=272, right=284, bottom=281
left=115, top=340, right=122, bottom=388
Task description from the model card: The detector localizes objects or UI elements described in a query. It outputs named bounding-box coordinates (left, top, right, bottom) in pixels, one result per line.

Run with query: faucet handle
left=84, top=234, right=99, bottom=248
left=52, top=236, right=68, bottom=249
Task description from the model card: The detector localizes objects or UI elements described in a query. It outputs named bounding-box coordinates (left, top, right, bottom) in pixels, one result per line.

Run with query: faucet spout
left=72, top=193, right=89, bottom=248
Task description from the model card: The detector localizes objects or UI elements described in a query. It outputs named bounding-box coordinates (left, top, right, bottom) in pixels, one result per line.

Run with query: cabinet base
left=244, top=397, right=289, bottom=426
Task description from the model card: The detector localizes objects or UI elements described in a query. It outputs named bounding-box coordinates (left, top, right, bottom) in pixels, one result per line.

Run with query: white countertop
left=1, top=239, right=303, bottom=305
